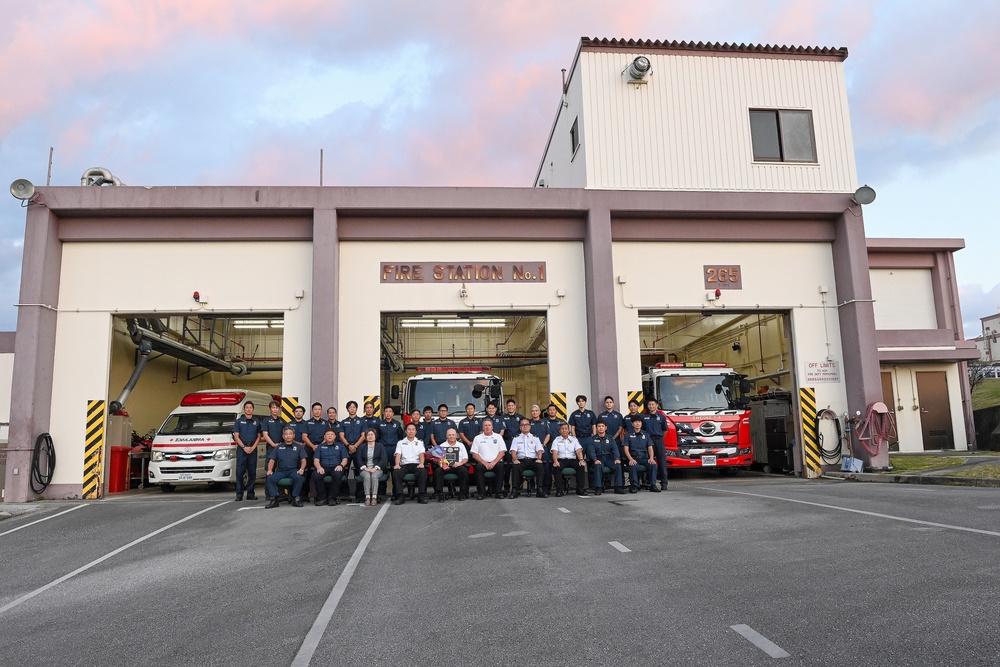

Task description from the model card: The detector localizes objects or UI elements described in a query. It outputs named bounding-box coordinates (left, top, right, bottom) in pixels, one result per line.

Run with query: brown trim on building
left=876, top=329, right=962, bottom=348
left=611, top=218, right=835, bottom=242
left=584, top=207, right=619, bottom=398
left=59, top=216, right=313, bottom=242
left=311, top=210, right=339, bottom=406
left=877, top=348, right=980, bottom=363
left=0, top=332, right=14, bottom=353
left=6, top=206, right=62, bottom=502
left=580, top=38, right=848, bottom=61
left=866, top=253, right=935, bottom=269
left=338, top=216, right=587, bottom=241
left=866, top=238, right=965, bottom=252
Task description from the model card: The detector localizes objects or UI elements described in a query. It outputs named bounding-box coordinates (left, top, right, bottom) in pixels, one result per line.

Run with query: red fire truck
left=641, top=362, right=753, bottom=471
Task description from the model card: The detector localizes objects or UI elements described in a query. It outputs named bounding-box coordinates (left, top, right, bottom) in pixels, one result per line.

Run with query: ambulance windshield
left=409, top=379, right=494, bottom=416
left=159, top=413, right=238, bottom=436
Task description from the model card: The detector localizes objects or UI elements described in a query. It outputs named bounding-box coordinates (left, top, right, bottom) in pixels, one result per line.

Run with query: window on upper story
left=749, top=109, right=816, bottom=163
left=570, top=117, right=580, bottom=159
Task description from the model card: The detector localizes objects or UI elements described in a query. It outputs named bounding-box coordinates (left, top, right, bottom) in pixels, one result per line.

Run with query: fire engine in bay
left=641, top=363, right=753, bottom=472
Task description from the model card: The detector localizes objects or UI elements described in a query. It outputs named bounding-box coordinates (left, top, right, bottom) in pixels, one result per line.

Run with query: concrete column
left=5, top=206, right=62, bottom=502
left=832, top=210, right=887, bottom=468
left=310, top=209, right=339, bottom=407
left=583, top=207, right=619, bottom=401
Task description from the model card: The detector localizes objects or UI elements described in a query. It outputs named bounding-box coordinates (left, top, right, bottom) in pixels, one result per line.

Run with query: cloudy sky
left=1, top=1, right=998, bottom=336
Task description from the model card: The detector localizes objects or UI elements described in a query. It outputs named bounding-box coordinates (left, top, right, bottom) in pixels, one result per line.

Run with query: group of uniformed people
left=231, top=395, right=673, bottom=508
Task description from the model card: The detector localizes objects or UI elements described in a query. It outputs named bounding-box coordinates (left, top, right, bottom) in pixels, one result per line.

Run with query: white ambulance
left=148, top=389, right=278, bottom=492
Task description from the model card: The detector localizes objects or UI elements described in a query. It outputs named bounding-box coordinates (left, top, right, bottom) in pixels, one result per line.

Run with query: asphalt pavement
left=2, top=473, right=1000, bottom=666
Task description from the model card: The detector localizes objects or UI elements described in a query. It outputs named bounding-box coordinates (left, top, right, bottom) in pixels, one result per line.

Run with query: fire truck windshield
left=409, top=379, right=493, bottom=415
left=656, top=375, right=731, bottom=411
left=159, top=413, right=238, bottom=436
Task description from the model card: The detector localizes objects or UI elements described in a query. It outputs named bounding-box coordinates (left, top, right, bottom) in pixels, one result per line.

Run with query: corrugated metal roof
left=580, top=37, right=848, bottom=60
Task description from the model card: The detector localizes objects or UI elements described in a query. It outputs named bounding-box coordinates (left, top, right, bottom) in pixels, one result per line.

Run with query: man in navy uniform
left=598, top=396, right=625, bottom=448
left=312, top=428, right=350, bottom=506
left=233, top=401, right=262, bottom=501
left=568, top=394, right=598, bottom=452
left=360, top=400, right=378, bottom=432
left=290, top=404, right=309, bottom=445
left=376, top=406, right=405, bottom=496
left=265, top=427, right=307, bottom=507
left=643, top=398, right=670, bottom=491
left=429, top=403, right=454, bottom=447
left=339, top=400, right=367, bottom=503
left=509, top=418, right=544, bottom=498
left=624, top=415, right=657, bottom=493
left=587, top=420, right=624, bottom=495
left=458, top=402, right=483, bottom=448
left=260, top=400, right=286, bottom=501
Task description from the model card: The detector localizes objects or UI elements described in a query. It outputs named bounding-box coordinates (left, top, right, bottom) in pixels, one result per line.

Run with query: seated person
left=509, top=418, right=544, bottom=498
left=355, top=428, right=387, bottom=506
left=623, top=415, right=658, bottom=493
left=470, top=419, right=506, bottom=499
left=265, top=427, right=307, bottom=508
left=391, top=422, right=428, bottom=505
left=587, top=420, right=624, bottom=495
left=551, top=422, right=587, bottom=497
left=311, top=428, right=350, bottom=506
left=430, top=427, right=470, bottom=501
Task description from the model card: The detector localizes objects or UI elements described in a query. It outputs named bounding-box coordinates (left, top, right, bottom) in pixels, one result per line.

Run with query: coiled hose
left=817, top=409, right=843, bottom=464
left=30, top=432, right=56, bottom=494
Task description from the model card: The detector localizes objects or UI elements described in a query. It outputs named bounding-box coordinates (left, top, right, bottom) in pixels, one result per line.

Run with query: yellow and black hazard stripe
left=799, top=388, right=823, bottom=478
left=627, top=390, right=644, bottom=409
left=364, top=395, right=382, bottom=418
left=549, top=392, right=567, bottom=421
left=83, top=399, right=106, bottom=499
left=281, top=397, right=299, bottom=423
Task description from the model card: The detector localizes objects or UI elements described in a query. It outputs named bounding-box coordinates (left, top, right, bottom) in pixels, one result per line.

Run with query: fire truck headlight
left=151, top=451, right=164, bottom=462
left=213, top=449, right=234, bottom=461
left=737, top=447, right=751, bottom=456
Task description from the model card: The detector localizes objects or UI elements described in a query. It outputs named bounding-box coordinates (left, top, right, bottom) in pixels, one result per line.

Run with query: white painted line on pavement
left=236, top=506, right=264, bottom=512
left=730, top=624, right=790, bottom=659
left=0, top=504, right=88, bottom=537
left=557, top=507, right=571, bottom=513
left=291, top=502, right=390, bottom=667
left=608, top=541, right=631, bottom=553
left=0, top=501, right=229, bottom=616
left=503, top=531, right=528, bottom=537
left=698, top=486, right=1000, bottom=538
left=469, top=532, right=497, bottom=539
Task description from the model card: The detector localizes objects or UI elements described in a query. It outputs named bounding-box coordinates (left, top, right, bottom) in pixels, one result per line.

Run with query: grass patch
left=941, top=464, right=1000, bottom=479
left=887, top=455, right=967, bottom=473
left=972, top=378, right=1000, bottom=411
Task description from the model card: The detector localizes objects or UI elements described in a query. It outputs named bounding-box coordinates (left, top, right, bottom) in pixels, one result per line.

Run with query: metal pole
left=46, top=147, right=53, bottom=186
left=320, top=148, right=324, bottom=186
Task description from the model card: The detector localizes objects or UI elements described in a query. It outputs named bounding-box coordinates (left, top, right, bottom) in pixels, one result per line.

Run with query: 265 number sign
left=704, top=265, right=742, bottom=290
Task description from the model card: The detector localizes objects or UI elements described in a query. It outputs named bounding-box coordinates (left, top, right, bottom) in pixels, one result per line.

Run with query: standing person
left=302, top=402, right=329, bottom=501
left=458, top=403, right=483, bottom=448
left=528, top=404, right=551, bottom=496
left=312, top=428, right=349, bottom=506
left=392, top=422, right=428, bottom=505
left=587, top=420, right=624, bottom=495
left=233, top=401, right=262, bottom=501
left=360, top=400, right=378, bottom=433
left=290, top=405, right=308, bottom=445
left=502, top=399, right=525, bottom=451
left=429, top=404, right=453, bottom=447
left=625, top=399, right=643, bottom=424
left=431, top=427, right=470, bottom=502
left=261, top=400, right=286, bottom=501
left=420, top=406, right=436, bottom=441
left=339, top=400, right=367, bottom=503
left=598, top=396, right=625, bottom=447
left=568, top=394, right=598, bottom=452
left=264, top=427, right=307, bottom=508
left=470, top=419, right=505, bottom=499
left=483, top=402, right=507, bottom=491
left=326, top=407, right=341, bottom=439
left=410, top=409, right=429, bottom=444
left=624, top=415, right=657, bottom=492
left=355, top=428, right=387, bottom=506
left=509, top=418, right=544, bottom=498
left=376, top=406, right=405, bottom=498
left=551, top=423, right=587, bottom=497
left=643, top=398, right=670, bottom=491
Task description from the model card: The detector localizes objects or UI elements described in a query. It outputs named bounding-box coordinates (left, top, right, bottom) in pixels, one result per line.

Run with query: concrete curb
left=824, top=471, right=1000, bottom=488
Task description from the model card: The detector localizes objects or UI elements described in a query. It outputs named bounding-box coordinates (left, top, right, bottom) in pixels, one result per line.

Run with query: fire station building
left=1, top=38, right=978, bottom=502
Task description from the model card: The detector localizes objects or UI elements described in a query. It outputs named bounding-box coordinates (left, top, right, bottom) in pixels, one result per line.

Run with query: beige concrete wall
left=338, top=241, right=590, bottom=408
left=49, top=241, right=311, bottom=490
left=881, top=363, right=968, bottom=452
left=870, top=268, right=938, bottom=330
left=0, top=353, right=12, bottom=443
left=579, top=51, right=857, bottom=192
left=613, top=241, right=848, bottom=414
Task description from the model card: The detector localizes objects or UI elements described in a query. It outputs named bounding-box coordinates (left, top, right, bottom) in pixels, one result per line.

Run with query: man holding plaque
left=430, top=427, right=470, bottom=501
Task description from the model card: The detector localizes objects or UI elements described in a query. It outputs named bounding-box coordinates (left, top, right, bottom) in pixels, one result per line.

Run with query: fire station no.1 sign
left=380, top=262, right=547, bottom=283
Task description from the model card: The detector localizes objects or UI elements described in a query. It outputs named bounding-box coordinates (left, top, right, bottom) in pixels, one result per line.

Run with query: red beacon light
left=415, top=366, right=491, bottom=373
left=180, top=391, right=247, bottom=406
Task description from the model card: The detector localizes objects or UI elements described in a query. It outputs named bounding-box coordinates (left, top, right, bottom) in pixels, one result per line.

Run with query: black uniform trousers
left=433, top=463, right=470, bottom=497
left=511, top=459, right=544, bottom=493
left=311, top=468, right=344, bottom=501
left=473, top=461, right=504, bottom=496
left=554, top=458, right=586, bottom=494
left=391, top=462, right=427, bottom=498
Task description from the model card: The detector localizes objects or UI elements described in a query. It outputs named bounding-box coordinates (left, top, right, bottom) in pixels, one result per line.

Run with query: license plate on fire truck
left=178, top=473, right=194, bottom=481
left=701, top=455, right=717, bottom=466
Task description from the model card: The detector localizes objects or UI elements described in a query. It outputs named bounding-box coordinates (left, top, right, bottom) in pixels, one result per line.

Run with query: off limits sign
left=381, top=262, right=547, bottom=283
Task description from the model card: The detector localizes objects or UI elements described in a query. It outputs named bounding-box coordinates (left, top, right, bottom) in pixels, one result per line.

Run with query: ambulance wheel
left=159, top=483, right=176, bottom=493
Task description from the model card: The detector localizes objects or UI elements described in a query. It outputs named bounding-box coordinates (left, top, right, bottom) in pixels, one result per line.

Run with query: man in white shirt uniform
left=551, top=422, right=588, bottom=497
left=470, top=419, right=506, bottom=500
left=509, top=418, right=545, bottom=499
left=392, top=422, right=428, bottom=505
